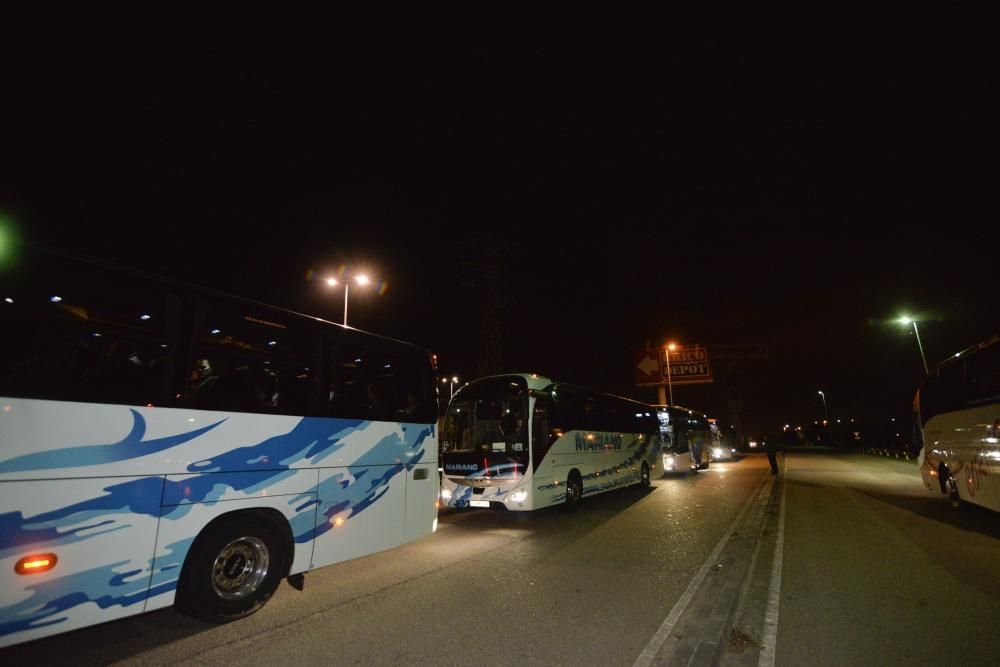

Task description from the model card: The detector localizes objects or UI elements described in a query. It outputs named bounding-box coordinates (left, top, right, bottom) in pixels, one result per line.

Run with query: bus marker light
left=16, top=554, right=57, bottom=575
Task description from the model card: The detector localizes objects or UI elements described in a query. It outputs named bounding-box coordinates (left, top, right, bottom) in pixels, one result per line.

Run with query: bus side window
left=326, top=335, right=434, bottom=423
left=189, top=300, right=320, bottom=414
left=966, top=342, right=1000, bottom=406
left=0, top=255, right=173, bottom=407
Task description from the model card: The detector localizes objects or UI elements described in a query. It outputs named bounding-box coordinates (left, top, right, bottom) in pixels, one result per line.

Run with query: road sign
left=659, top=345, right=713, bottom=385
left=634, top=348, right=661, bottom=386
left=635, top=345, right=714, bottom=387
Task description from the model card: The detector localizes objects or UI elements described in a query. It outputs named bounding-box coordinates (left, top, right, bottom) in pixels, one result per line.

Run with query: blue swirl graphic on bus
left=0, top=410, right=225, bottom=474
left=186, top=417, right=365, bottom=473
left=0, top=537, right=192, bottom=637
left=0, top=476, right=165, bottom=556
left=291, top=424, right=431, bottom=542
left=0, top=413, right=432, bottom=641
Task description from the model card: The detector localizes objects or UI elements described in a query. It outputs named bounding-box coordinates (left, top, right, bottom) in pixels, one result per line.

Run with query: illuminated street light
left=818, top=390, right=829, bottom=421
left=661, top=342, right=677, bottom=405
left=897, top=315, right=929, bottom=375
left=326, top=273, right=373, bottom=327
left=441, top=375, right=460, bottom=400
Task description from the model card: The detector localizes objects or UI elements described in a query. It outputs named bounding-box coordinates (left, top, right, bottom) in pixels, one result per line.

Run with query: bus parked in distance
left=707, top=418, right=736, bottom=461
left=439, top=374, right=661, bottom=511
left=0, top=244, right=439, bottom=647
left=655, top=406, right=713, bottom=474
left=916, top=334, right=1000, bottom=512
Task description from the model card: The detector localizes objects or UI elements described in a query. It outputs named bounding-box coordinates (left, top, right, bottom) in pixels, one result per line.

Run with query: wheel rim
left=211, top=536, right=270, bottom=600
left=641, top=464, right=649, bottom=485
left=568, top=480, right=580, bottom=502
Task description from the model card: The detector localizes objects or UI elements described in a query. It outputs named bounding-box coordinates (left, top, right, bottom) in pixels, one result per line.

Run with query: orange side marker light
left=16, top=553, right=58, bottom=575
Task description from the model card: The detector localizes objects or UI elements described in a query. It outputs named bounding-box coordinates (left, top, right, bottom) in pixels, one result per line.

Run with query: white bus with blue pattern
left=439, top=374, right=661, bottom=511
left=0, top=245, right=439, bottom=647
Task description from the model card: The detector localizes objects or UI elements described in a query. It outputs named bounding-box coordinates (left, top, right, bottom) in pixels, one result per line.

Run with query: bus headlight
left=440, top=488, right=452, bottom=501
left=713, top=448, right=724, bottom=458
left=663, top=455, right=675, bottom=469
left=510, top=490, right=528, bottom=503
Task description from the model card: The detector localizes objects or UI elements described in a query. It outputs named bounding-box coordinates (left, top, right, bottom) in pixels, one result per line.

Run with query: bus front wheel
left=563, top=472, right=582, bottom=512
left=640, top=462, right=651, bottom=488
left=177, top=514, right=286, bottom=623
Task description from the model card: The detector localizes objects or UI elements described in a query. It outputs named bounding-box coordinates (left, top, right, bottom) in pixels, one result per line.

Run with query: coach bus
left=0, top=244, right=439, bottom=647
left=655, top=405, right=713, bottom=473
left=439, top=374, right=661, bottom=511
left=916, top=334, right=1000, bottom=512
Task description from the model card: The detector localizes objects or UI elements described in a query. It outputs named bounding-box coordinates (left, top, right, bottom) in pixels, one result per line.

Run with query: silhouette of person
left=189, top=358, right=218, bottom=406
left=765, top=436, right=781, bottom=474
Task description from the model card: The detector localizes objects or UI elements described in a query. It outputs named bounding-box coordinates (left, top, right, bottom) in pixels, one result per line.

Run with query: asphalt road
left=4, top=450, right=999, bottom=666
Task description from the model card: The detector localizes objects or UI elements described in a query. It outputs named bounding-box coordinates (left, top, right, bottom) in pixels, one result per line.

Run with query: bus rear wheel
left=177, top=514, right=286, bottom=623
left=640, top=462, right=651, bottom=488
left=563, top=472, right=582, bottom=512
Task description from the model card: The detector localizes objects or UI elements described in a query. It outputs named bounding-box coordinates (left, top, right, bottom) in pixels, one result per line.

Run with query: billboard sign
left=635, top=345, right=714, bottom=386
left=659, top=345, right=713, bottom=385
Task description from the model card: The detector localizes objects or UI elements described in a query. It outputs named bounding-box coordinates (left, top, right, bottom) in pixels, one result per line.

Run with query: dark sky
left=2, top=7, right=996, bottom=437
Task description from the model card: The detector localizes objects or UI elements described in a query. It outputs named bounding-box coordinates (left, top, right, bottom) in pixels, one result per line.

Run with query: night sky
left=2, top=8, right=995, bottom=438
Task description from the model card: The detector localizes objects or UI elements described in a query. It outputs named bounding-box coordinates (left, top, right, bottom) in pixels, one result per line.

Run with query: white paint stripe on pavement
left=758, top=465, right=787, bottom=667
left=632, top=473, right=774, bottom=667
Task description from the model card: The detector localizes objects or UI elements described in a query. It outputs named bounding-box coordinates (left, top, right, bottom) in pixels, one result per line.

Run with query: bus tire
left=640, top=462, right=651, bottom=488
left=946, top=475, right=962, bottom=509
left=176, top=514, right=286, bottom=624
left=563, top=471, right=583, bottom=512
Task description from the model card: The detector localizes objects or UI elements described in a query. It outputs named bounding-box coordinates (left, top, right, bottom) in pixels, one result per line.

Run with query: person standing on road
left=765, top=436, right=781, bottom=474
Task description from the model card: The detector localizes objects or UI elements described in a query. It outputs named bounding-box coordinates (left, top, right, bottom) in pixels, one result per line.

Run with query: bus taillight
left=15, top=554, right=58, bottom=575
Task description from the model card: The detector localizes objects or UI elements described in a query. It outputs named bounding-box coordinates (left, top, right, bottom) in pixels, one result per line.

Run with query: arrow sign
left=634, top=348, right=662, bottom=386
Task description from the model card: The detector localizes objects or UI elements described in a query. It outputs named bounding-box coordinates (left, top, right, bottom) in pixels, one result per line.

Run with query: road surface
left=5, top=449, right=999, bottom=665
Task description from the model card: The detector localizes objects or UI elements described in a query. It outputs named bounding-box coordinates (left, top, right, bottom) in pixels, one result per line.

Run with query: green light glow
left=0, top=211, right=23, bottom=267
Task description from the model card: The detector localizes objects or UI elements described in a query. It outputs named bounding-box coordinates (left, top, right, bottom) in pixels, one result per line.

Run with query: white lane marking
left=758, top=466, right=787, bottom=667
left=632, top=473, right=773, bottom=667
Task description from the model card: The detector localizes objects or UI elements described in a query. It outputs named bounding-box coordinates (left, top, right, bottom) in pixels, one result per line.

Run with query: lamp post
left=817, top=390, right=829, bottom=421
left=326, top=274, right=371, bottom=327
left=664, top=343, right=677, bottom=405
left=441, top=376, right=459, bottom=400
left=898, top=315, right=929, bottom=375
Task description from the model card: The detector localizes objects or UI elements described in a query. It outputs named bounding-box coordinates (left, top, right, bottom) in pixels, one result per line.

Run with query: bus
left=915, top=334, right=1000, bottom=512
left=0, top=244, right=440, bottom=647
left=655, top=405, right=713, bottom=474
left=707, top=418, right=736, bottom=461
left=439, top=374, right=661, bottom=511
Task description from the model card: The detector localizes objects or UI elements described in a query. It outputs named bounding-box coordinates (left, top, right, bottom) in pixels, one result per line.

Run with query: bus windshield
left=443, top=376, right=528, bottom=455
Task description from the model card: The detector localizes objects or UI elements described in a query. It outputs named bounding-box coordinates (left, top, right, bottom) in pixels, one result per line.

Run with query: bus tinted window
left=327, top=334, right=435, bottom=423
left=187, top=300, right=321, bottom=415
left=0, top=252, right=176, bottom=406
left=966, top=340, right=1000, bottom=406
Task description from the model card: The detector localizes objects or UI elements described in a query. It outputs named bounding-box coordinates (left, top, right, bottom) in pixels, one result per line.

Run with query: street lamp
left=897, top=315, right=929, bottom=375
left=326, top=274, right=371, bottom=327
left=441, top=376, right=459, bottom=400
left=664, top=343, right=677, bottom=405
left=817, top=390, right=829, bottom=421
